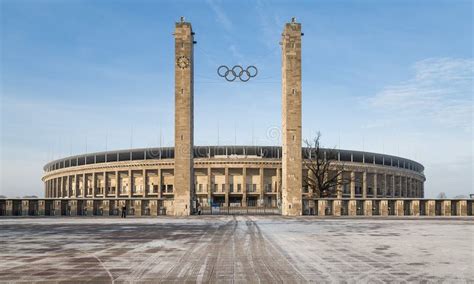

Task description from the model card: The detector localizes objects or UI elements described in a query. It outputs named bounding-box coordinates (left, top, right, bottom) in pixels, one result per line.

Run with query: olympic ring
left=217, top=65, right=258, bottom=82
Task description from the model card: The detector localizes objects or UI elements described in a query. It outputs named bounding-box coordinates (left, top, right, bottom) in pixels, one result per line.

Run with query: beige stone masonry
left=281, top=19, right=302, bottom=216
left=364, top=200, right=372, bottom=216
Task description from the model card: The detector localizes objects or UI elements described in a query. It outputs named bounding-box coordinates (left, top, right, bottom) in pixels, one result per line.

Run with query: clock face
left=177, top=56, right=190, bottom=69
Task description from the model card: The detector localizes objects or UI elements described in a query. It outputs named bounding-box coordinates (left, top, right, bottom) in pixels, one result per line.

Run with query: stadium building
left=41, top=18, right=426, bottom=216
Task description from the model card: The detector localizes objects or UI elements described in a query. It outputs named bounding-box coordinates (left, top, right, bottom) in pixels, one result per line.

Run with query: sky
left=1, top=0, right=472, bottom=198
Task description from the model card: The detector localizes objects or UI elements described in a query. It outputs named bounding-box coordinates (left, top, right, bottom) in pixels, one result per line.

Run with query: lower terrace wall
left=0, top=198, right=472, bottom=217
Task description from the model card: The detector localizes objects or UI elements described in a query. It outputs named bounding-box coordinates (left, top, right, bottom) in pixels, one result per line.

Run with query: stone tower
left=173, top=18, right=194, bottom=216
left=281, top=18, right=302, bottom=216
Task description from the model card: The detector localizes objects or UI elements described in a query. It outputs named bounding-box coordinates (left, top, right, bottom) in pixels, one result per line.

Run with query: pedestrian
left=197, top=202, right=202, bottom=215
left=121, top=205, right=127, bottom=218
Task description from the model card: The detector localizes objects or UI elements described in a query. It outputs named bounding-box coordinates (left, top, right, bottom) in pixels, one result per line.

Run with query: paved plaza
left=0, top=216, right=472, bottom=283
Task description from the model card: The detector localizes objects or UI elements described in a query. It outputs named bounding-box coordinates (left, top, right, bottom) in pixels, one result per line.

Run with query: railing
left=1, top=198, right=472, bottom=217
left=302, top=198, right=474, bottom=217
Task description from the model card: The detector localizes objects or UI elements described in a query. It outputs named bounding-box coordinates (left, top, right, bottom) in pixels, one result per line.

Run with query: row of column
left=45, top=169, right=166, bottom=199
left=314, top=199, right=471, bottom=216
left=2, top=198, right=472, bottom=216
left=201, top=167, right=281, bottom=206
left=45, top=169, right=423, bottom=199
left=1, top=199, right=165, bottom=217
left=338, top=171, right=423, bottom=198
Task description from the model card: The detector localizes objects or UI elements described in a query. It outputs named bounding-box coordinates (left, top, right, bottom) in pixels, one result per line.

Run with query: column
left=115, top=171, right=119, bottom=198
left=373, top=173, right=378, bottom=198
left=158, top=168, right=162, bottom=199
left=224, top=167, right=229, bottom=206
left=276, top=167, right=281, bottom=205
left=82, top=173, right=86, bottom=197
left=92, top=172, right=96, bottom=197
left=281, top=18, right=303, bottom=216
left=59, top=177, right=64, bottom=198
left=391, top=175, right=395, bottom=197
left=259, top=167, right=264, bottom=205
left=350, top=171, right=355, bottom=199
left=364, top=200, right=372, bottom=216
left=318, top=200, right=326, bottom=216
left=362, top=171, right=367, bottom=198
left=395, top=200, right=404, bottom=216
left=405, top=177, right=409, bottom=197
left=66, top=175, right=70, bottom=198
left=337, top=173, right=343, bottom=199
left=143, top=169, right=147, bottom=197
left=242, top=167, right=247, bottom=206
left=128, top=170, right=132, bottom=198
left=173, top=18, right=195, bottom=216
left=103, top=172, right=107, bottom=198
left=207, top=167, right=212, bottom=206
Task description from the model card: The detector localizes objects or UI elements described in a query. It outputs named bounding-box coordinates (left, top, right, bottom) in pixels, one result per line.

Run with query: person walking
left=121, top=205, right=127, bottom=218
left=197, top=202, right=202, bottom=215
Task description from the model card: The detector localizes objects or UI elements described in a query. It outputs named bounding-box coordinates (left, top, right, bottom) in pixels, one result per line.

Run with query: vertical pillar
left=281, top=18, right=302, bottom=216
left=143, top=169, right=147, bottom=197
left=82, top=173, right=86, bottom=197
left=158, top=168, right=163, bottom=199
left=427, top=200, right=436, bottom=216
left=348, top=199, right=357, bottom=216
left=69, top=200, right=77, bottom=216
left=115, top=171, right=119, bottom=198
left=411, top=200, right=420, bottom=216
left=259, top=167, right=264, bottom=206
left=333, top=199, right=341, bottom=216
left=86, top=200, right=93, bottom=216
left=128, top=169, right=132, bottom=198
left=405, top=177, right=409, bottom=197
left=395, top=200, right=404, bottom=216
left=134, top=200, right=142, bottom=217
left=364, top=200, right=372, bottom=216
left=225, top=167, right=229, bottom=207
left=60, top=177, right=64, bottom=198
left=54, top=200, right=61, bottom=216
left=173, top=18, right=194, bottom=216
left=22, top=200, right=29, bottom=216
left=442, top=200, right=451, bottom=216
left=150, top=199, right=158, bottom=217
left=242, top=167, right=247, bottom=207
left=276, top=167, right=281, bottom=206
left=380, top=200, right=388, bottom=216
left=6, top=200, right=13, bottom=216
left=362, top=171, right=367, bottom=198
left=391, top=175, right=395, bottom=197
left=318, top=200, right=326, bottom=216
left=92, top=172, right=96, bottom=197
left=66, top=176, right=70, bottom=198
left=103, top=172, right=107, bottom=197
left=457, top=200, right=467, bottom=216
left=102, top=200, right=109, bottom=216
left=38, top=200, right=45, bottom=216
left=337, top=173, right=343, bottom=198
left=350, top=171, right=355, bottom=199
left=374, top=173, right=378, bottom=198
left=207, top=167, right=212, bottom=206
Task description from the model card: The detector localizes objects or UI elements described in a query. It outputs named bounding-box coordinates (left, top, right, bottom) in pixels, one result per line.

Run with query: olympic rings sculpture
left=217, top=65, right=258, bottom=82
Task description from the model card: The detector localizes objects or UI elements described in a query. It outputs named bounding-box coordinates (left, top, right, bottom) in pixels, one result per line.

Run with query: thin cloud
left=368, top=57, right=473, bottom=130
left=207, top=0, right=233, bottom=32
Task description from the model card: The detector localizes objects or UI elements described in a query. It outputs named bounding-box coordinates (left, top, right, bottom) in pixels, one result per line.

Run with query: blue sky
left=1, top=0, right=472, bottom=198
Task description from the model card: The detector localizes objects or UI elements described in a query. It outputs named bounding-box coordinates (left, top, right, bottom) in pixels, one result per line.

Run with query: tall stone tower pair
left=172, top=18, right=302, bottom=216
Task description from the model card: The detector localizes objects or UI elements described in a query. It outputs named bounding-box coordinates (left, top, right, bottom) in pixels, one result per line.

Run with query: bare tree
left=303, top=132, right=347, bottom=198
